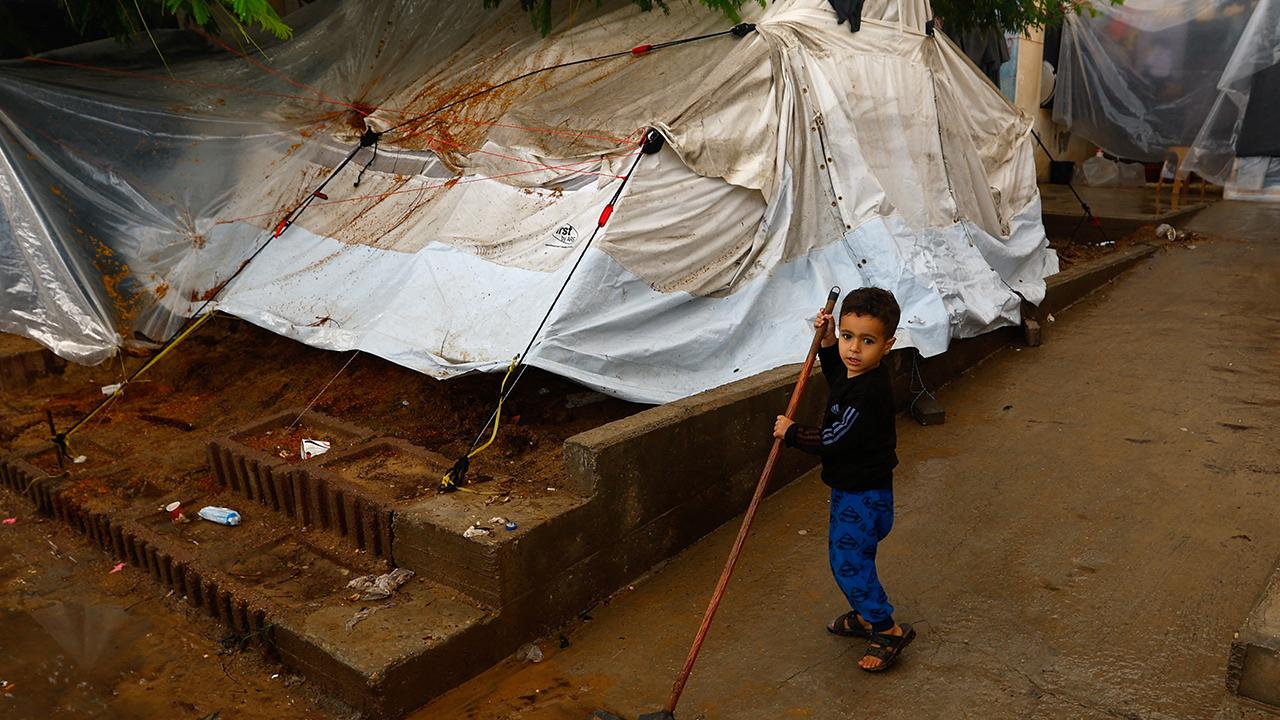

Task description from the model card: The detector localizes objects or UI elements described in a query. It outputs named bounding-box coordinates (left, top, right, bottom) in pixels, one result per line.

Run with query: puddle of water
left=1, top=603, right=148, bottom=719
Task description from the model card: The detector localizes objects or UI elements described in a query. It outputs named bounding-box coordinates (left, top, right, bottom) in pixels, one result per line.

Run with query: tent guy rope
left=41, top=23, right=758, bottom=466
left=438, top=128, right=663, bottom=493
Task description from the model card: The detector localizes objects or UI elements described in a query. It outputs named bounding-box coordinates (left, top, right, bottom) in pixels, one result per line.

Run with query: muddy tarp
left=0, top=0, right=1055, bottom=403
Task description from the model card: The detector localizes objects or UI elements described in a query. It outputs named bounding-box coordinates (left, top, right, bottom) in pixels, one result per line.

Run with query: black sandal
left=860, top=623, right=916, bottom=672
left=826, top=611, right=873, bottom=639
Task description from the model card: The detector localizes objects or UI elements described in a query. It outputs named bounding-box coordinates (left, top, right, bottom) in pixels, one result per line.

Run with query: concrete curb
left=1228, top=556, right=1280, bottom=710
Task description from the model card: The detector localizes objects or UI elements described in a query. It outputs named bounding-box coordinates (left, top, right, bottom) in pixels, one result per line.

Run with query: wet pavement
left=414, top=201, right=1280, bottom=719
left=1039, top=184, right=1211, bottom=221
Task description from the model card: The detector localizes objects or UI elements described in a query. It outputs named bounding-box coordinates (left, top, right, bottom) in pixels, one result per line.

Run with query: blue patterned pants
left=828, top=487, right=895, bottom=632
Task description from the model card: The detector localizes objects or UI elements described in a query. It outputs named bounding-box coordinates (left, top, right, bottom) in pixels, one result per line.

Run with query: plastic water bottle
left=198, top=506, right=241, bottom=526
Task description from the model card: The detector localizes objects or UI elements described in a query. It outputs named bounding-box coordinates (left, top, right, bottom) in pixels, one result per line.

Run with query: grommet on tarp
left=925, top=19, right=936, bottom=36
left=730, top=23, right=756, bottom=37
left=641, top=128, right=665, bottom=155
left=354, top=129, right=382, bottom=188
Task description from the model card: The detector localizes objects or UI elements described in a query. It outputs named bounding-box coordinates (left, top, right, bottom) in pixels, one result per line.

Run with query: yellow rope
left=440, top=355, right=519, bottom=494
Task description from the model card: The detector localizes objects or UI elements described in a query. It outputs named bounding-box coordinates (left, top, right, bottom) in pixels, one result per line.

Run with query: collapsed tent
left=0, top=0, right=1056, bottom=403
left=1056, top=0, right=1280, bottom=189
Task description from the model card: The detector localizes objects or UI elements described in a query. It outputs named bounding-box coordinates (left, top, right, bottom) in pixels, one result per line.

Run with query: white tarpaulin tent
left=0, top=0, right=1056, bottom=403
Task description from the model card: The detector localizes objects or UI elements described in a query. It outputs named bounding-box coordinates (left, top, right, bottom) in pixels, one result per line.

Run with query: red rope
left=214, top=148, right=641, bottom=227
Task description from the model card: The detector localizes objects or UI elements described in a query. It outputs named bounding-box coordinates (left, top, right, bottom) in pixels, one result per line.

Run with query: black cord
left=457, top=138, right=651, bottom=459
left=51, top=140, right=369, bottom=454
left=353, top=136, right=379, bottom=188
left=1030, top=129, right=1110, bottom=245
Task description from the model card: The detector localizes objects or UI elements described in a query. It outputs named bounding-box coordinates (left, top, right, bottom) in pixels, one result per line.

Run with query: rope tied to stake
left=1029, top=129, right=1110, bottom=245
left=437, top=128, right=663, bottom=494
left=439, top=355, right=519, bottom=493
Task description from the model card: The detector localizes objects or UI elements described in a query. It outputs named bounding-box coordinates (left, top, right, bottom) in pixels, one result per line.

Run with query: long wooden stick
left=663, top=286, right=841, bottom=714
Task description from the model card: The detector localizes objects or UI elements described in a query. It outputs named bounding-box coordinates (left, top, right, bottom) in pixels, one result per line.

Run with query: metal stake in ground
left=1029, top=129, right=1111, bottom=246
left=593, top=286, right=841, bottom=720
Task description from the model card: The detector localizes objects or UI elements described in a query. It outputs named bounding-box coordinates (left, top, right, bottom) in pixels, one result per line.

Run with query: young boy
left=772, top=286, right=915, bottom=672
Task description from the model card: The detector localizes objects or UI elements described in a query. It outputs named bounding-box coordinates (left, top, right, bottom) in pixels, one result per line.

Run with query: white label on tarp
left=301, top=438, right=331, bottom=459
left=545, top=223, right=578, bottom=248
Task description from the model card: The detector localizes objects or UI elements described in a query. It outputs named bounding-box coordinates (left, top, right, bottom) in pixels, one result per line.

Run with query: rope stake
left=439, top=355, right=520, bottom=493
left=1030, top=129, right=1110, bottom=245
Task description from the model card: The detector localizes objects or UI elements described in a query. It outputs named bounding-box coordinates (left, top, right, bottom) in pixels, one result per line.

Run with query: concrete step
left=204, top=407, right=584, bottom=610
left=0, top=447, right=503, bottom=718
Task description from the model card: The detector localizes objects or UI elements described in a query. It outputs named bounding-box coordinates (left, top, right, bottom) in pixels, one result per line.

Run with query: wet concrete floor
left=1039, top=184, right=1210, bottom=221
left=413, top=201, right=1280, bottom=719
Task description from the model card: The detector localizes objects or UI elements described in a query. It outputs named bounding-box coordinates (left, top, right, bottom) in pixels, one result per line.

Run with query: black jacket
left=784, top=344, right=897, bottom=492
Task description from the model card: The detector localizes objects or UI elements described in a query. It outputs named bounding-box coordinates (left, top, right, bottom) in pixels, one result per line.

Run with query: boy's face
left=837, top=312, right=895, bottom=378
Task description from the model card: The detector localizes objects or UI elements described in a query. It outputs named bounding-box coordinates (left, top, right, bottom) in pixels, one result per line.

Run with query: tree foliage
left=56, top=0, right=291, bottom=43
left=932, top=0, right=1117, bottom=35
left=51, top=0, right=1118, bottom=50
left=484, top=0, right=764, bottom=36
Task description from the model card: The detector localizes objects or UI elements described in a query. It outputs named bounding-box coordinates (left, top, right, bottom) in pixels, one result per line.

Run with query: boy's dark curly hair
left=840, top=287, right=900, bottom=339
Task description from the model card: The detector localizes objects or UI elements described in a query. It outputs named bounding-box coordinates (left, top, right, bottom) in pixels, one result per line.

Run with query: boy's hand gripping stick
left=660, top=286, right=840, bottom=718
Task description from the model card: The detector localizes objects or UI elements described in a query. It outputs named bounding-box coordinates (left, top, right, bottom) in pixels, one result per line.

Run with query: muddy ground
left=2, top=200, right=1276, bottom=718
left=1052, top=221, right=1202, bottom=269
left=0, top=316, right=640, bottom=718
left=0, top=498, right=336, bottom=719
left=1, top=315, right=641, bottom=501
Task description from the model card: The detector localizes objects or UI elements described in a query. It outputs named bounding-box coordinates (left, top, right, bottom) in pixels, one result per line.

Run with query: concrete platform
left=1040, top=184, right=1209, bottom=243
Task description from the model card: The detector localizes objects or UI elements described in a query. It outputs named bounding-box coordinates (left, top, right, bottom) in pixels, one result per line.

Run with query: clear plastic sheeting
left=1185, top=0, right=1280, bottom=187
left=1054, top=0, right=1274, bottom=185
left=0, top=0, right=1057, bottom=403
